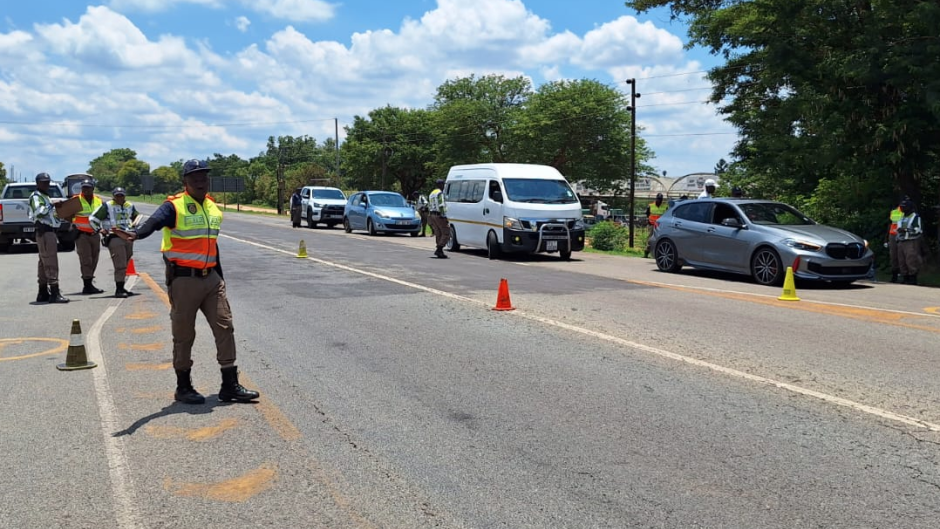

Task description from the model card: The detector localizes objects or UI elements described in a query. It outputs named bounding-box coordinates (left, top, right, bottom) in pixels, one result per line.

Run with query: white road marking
left=223, top=234, right=940, bottom=432
left=86, top=276, right=144, bottom=529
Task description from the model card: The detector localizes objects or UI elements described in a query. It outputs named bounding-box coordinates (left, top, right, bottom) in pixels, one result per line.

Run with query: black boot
left=890, top=271, right=900, bottom=283
left=115, top=281, right=129, bottom=298
left=219, top=367, right=260, bottom=402
left=174, top=369, right=206, bottom=404
left=49, top=285, right=69, bottom=304
left=82, top=278, right=105, bottom=294
left=435, top=247, right=448, bottom=259
left=36, top=284, right=50, bottom=303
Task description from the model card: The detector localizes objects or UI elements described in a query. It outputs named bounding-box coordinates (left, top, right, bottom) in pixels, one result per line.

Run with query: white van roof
left=447, top=163, right=566, bottom=180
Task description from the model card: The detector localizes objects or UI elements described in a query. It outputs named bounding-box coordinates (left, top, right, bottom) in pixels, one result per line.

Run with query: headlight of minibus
left=504, top=216, right=523, bottom=230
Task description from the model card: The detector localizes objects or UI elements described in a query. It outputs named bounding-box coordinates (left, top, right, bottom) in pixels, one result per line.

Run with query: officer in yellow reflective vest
left=74, top=179, right=105, bottom=294
left=132, top=159, right=259, bottom=405
left=644, top=193, right=668, bottom=258
left=886, top=201, right=905, bottom=283
left=428, top=179, right=450, bottom=258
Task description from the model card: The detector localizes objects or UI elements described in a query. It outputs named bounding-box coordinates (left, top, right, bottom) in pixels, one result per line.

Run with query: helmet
left=435, top=179, right=445, bottom=186
left=704, top=179, right=717, bottom=187
left=731, top=186, right=743, bottom=197
left=656, top=192, right=664, bottom=199
left=35, top=172, right=51, bottom=183
left=112, top=187, right=126, bottom=196
left=81, top=179, right=95, bottom=189
left=182, top=159, right=210, bottom=176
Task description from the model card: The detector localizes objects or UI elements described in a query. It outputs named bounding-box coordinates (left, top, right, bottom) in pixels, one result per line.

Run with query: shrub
left=589, top=221, right=629, bottom=251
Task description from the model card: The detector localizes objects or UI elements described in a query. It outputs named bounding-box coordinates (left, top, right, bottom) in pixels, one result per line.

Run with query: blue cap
left=112, top=187, right=126, bottom=196
left=183, top=159, right=210, bottom=176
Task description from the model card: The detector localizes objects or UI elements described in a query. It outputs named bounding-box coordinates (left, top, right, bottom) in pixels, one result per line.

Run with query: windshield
left=502, top=178, right=578, bottom=204
left=312, top=189, right=345, bottom=200
left=369, top=193, right=407, bottom=207
left=3, top=185, right=63, bottom=199
left=740, top=202, right=815, bottom=226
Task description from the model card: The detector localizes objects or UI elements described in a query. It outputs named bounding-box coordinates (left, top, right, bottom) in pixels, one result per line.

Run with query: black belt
left=173, top=266, right=215, bottom=278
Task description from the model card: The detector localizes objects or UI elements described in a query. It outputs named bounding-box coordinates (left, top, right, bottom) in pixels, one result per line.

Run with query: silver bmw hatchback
left=650, top=198, right=874, bottom=286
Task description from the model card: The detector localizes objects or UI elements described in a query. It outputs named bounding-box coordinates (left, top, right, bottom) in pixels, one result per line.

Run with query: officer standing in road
left=644, top=192, right=668, bottom=258
left=411, top=191, right=429, bottom=237
left=131, top=159, right=259, bottom=405
left=28, top=172, right=69, bottom=303
left=89, top=187, right=140, bottom=298
left=74, top=179, right=105, bottom=294
left=895, top=198, right=923, bottom=285
left=428, top=179, right=450, bottom=258
left=885, top=198, right=905, bottom=283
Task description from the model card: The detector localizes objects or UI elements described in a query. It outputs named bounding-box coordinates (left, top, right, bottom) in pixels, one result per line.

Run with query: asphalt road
left=2, top=205, right=939, bottom=528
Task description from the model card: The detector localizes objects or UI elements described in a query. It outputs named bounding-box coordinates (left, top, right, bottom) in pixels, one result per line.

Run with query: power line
left=0, top=117, right=337, bottom=128
left=644, top=132, right=738, bottom=137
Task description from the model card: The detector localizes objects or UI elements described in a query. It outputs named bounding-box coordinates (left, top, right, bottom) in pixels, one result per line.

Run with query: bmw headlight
left=783, top=238, right=822, bottom=252
left=375, top=210, right=389, bottom=219
left=504, top=216, right=523, bottom=230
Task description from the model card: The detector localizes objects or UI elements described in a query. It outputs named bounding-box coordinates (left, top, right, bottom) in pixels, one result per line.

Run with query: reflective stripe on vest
left=75, top=195, right=103, bottom=233
left=160, top=194, right=223, bottom=269
left=888, top=207, right=903, bottom=235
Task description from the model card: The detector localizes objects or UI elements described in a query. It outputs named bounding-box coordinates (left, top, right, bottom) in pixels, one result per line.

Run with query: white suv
left=300, top=186, right=347, bottom=228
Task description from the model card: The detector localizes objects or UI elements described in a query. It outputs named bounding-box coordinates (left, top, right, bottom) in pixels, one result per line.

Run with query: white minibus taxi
left=444, top=163, right=585, bottom=260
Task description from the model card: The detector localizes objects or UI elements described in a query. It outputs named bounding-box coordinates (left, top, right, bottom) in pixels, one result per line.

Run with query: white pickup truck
left=0, top=182, right=76, bottom=252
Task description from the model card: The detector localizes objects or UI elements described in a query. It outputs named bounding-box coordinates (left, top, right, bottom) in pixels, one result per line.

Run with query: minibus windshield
left=503, top=179, right=578, bottom=204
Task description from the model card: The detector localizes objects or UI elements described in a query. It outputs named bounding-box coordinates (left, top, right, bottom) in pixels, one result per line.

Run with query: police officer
left=731, top=186, right=744, bottom=198
left=411, top=191, right=429, bottom=236
left=895, top=198, right=922, bottom=285
left=74, top=179, right=105, bottom=294
left=89, top=187, right=140, bottom=298
left=644, top=192, right=668, bottom=258
left=885, top=199, right=905, bottom=283
left=290, top=188, right=302, bottom=228
left=131, top=159, right=259, bottom=405
left=28, top=172, right=69, bottom=303
left=428, top=179, right=450, bottom=258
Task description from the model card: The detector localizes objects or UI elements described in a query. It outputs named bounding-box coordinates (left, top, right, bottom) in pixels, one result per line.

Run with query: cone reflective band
left=57, top=319, right=97, bottom=371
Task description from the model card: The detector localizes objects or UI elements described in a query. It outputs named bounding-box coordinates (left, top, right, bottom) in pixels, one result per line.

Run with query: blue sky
left=0, top=0, right=736, bottom=182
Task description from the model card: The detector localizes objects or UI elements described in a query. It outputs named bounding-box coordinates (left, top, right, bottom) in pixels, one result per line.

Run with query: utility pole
left=626, top=78, right=641, bottom=248
left=334, top=118, right=340, bottom=183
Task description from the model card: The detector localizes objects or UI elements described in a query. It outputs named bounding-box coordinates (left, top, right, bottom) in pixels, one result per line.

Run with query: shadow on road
left=113, top=398, right=254, bottom=437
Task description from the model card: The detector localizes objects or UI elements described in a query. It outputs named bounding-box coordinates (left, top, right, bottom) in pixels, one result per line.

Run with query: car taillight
left=0, top=203, right=4, bottom=222
left=792, top=256, right=801, bottom=271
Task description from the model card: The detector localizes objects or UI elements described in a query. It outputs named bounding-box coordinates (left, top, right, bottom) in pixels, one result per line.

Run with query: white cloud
left=109, top=0, right=336, bottom=23
left=109, top=0, right=222, bottom=13
left=235, top=16, right=251, bottom=32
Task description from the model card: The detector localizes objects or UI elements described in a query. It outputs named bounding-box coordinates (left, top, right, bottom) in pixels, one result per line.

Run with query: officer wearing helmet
left=699, top=179, right=717, bottom=199
left=28, top=172, right=69, bottom=303
left=131, top=159, right=259, bottom=405
left=89, top=187, right=140, bottom=298
left=731, top=186, right=744, bottom=198
left=73, top=178, right=106, bottom=294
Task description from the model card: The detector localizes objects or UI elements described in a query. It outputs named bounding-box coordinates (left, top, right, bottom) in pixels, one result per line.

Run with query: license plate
left=545, top=240, right=558, bottom=251
left=22, top=227, right=35, bottom=233
left=326, top=214, right=341, bottom=219
left=396, top=220, right=411, bottom=225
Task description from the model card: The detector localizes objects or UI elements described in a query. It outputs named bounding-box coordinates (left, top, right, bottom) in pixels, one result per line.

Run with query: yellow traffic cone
left=296, top=240, right=308, bottom=258
left=778, top=266, right=800, bottom=301
left=57, top=319, right=97, bottom=371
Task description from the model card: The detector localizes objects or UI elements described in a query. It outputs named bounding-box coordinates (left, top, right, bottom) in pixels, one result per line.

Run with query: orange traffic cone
left=126, top=258, right=138, bottom=276
left=492, top=278, right=515, bottom=311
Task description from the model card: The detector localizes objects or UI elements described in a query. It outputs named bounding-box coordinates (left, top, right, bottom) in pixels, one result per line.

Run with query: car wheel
left=410, top=230, right=419, bottom=237
left=560, top=249, right=572, bottom=261
left=655, top=240, right=681, bottom=273
left=343, top=218, right=352, bottom=233
left=751, top=247, right=783, bottom=286
left=306, top=209, right=315, bottom=228
left=486, top=231, right=501, bottom=260
left=446, top=225, right=460, bottom=251
left=0, top=242, right=10, bottom=253
left=367, top=219, right=377, bottom=236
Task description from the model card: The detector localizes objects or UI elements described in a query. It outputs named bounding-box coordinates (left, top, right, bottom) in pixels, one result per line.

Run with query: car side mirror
left=721, top=218, right=745, bottom=229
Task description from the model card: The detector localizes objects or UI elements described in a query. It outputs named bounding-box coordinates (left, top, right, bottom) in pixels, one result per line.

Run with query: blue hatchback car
left=343, top=191, right=422, bottom=236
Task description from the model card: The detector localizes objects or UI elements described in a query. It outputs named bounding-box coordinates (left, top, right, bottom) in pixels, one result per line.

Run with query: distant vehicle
left=300, top=186, right=347, bottom=228
left=0, top=182, right=76, bottom=252
left=343, top=191, right=422, bottom=236
left=63, top=173, right=94, bottom=198
left=650, top=198, right=873, bottom=286
left=443, top=163, right=585, bottom=260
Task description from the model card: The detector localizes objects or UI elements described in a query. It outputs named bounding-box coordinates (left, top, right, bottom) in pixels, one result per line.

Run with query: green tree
left=342, top=106, right=437, bottom=196
left=0, top=161, right=7, bottom=187
left=431, top=74, right=532, bottom=170
left=88, top=148, right=138, bottom=190
left=514, top=79, right=654, bottom=194
left=151, top=166, right=181, bottom=196
left=116, top=160, right=150, bottom=196
left=627, top=0, right=940, bottom=261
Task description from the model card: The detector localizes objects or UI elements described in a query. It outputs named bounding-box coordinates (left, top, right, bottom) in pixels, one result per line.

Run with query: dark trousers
left=167, top=270, right=237, bottom=370
left=37, top=230, right=59, bottom=286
